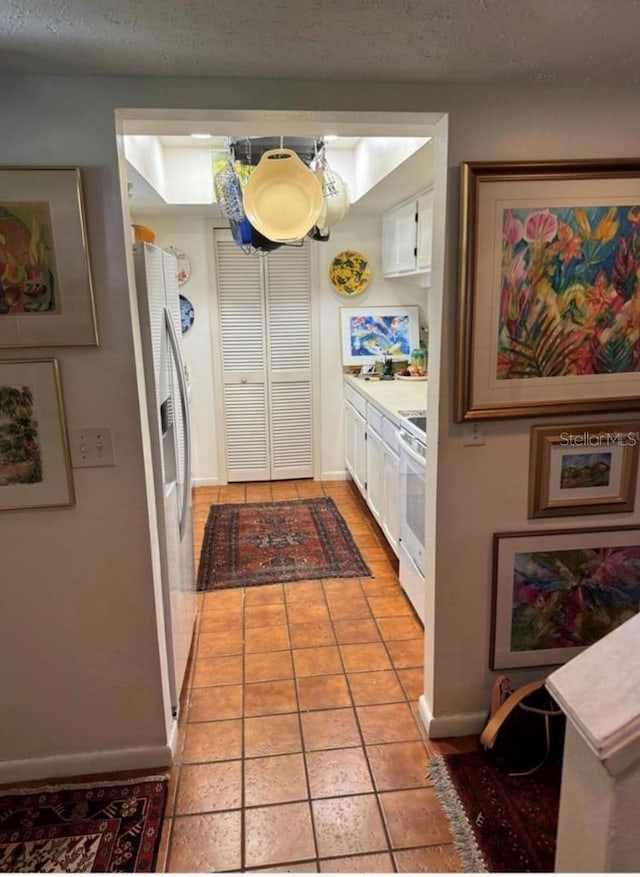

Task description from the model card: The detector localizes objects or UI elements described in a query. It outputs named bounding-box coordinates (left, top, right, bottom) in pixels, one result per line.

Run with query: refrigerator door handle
left=164, top=307, right=191, bottom=540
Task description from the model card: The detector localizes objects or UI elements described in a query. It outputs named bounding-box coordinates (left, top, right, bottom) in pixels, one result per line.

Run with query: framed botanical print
left=456, top=159, right=640, bottom=421
left=529, top=421, right=640, bottom=518
left=0, top=358, right=74, bottom=510
left=491, top=526, right=640, bottom=669
left=0, top=167, right=98, bottom=347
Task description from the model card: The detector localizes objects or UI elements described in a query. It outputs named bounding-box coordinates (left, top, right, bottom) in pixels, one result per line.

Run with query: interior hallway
left=158, top=479, right=478, bottom=872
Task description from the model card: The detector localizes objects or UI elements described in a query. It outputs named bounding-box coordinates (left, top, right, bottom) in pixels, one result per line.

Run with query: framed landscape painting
left=528, top=421, right=640, bottom=518
left=491, top=526, right=640, bottom=669
left=456, top=159, right=640, bottom=421
left=0, top=359, right=74, bottom=510
left=0, top=167, right=98, bottom=347
left=340, top=305, right=419, bottom=365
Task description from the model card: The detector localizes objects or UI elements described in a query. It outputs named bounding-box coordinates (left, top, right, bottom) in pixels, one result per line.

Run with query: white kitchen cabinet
left=344, top=393, right=367, bottom=495
left=416, top=189, right=433, bottom=273
left=365, top=422, right=384, bottom=524
left=343, top=381, right=401, bottom=558
left=382, top=187, right=433, bottom=279
left=382, top=441, right=400, bottom=555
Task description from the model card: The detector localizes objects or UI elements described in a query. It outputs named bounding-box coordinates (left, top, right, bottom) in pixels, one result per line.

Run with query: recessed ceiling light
left=190, top=133, right=212, bottom=140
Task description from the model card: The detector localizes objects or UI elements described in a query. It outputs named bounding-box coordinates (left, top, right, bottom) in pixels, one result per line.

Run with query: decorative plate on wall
left=179, top=294, right=195, bottom=334
left=167, top=246, right=191, bottom=286
left=329, top=250, right=371, bottom=296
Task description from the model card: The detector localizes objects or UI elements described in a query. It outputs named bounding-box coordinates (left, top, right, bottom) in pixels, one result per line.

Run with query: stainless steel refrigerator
left=133, top=242, right=196, bottom=715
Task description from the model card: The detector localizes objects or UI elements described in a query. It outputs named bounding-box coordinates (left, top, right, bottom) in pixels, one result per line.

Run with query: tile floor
left=157, top=479, right=478, bottom=873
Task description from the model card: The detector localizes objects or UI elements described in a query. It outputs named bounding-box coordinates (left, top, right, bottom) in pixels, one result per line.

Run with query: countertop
left=343, top=374, right=427, bottom=423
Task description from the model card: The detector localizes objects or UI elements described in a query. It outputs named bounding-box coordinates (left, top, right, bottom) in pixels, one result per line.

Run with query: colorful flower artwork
left=0, top=203, right=57, bottom=315
left=511, top=544, right=640, bottom=652
left=498, top=205, right=640, bottom=380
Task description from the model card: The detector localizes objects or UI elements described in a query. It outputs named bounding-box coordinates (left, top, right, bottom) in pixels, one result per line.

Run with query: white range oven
left=396, top=412, right=426, bottom=623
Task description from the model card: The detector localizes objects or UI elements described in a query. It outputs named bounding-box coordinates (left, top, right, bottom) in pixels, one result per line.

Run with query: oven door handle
left=396, top=430, right=426, bottom=467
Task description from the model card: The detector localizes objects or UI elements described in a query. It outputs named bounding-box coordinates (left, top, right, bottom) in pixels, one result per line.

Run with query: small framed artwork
left=340, top=305, right=419, bottom=365
left=0, top=359, right=74, bottom=510
left=529, top=422, right=640, bottom=518
left=491, top=526, right=640, bottom=669
left=0, top=167, right=98, bottom=347
left=455, top=159, right=640, bottom=421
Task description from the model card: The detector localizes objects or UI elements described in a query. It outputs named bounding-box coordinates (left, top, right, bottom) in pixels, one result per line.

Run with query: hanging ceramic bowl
left=329, top=250, right=371, bottom=296
left=242, top=149, right=323, bottom=242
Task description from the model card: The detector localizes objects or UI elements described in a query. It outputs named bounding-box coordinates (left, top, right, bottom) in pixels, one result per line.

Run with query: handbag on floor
left=479, top=676, right=566, bottom=776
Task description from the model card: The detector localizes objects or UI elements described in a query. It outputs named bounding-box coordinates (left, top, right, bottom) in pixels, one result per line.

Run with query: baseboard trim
left=192, top=476, right=220, bottom=487
left=418, top=695, right=487, bottom=738
left=320, top=470, right=348, bottom=481
left=0, top=743, right=174, bottom=784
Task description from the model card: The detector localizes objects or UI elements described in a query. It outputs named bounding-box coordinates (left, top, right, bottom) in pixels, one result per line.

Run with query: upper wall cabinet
left=382, top=188, right=433, bottom=281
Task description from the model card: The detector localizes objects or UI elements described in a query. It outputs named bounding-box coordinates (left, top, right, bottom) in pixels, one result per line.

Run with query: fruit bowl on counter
left=396, top=373, right=427, bottom=381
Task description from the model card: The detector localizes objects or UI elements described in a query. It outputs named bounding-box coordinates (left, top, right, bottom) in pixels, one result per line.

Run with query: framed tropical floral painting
left=0, top=167, right=98, bottom=347
left=490, top=526, right=640, bottom=669
left=456, top=160, right=640, bottom=421
left=0, top=359, right=74, bottom=510
left=528, top=421, right=640, bottom=518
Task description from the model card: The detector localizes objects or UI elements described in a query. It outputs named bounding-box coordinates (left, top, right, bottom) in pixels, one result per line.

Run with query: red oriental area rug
left=429, top=752, right=561, bottom=872
left=197, top=497, right=371, bottom=590
left=0, top=777, right=167, bottom=873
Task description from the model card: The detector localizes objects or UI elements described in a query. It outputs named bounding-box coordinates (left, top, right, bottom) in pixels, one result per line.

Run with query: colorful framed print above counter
left=528, top=421, right=640, bottom=518
left=490, top=525, right=640, bottom=669
left=340, top=305, right=419, bottom=365
left=0, top=358, right=74, bottom=510
left=0, top=167, right=98, bottom=347
left=455, top=159, right=640, bottom=421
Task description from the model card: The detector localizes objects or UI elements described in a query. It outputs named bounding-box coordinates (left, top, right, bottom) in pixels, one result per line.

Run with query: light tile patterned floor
left=157, top=480, right=478, bottom=873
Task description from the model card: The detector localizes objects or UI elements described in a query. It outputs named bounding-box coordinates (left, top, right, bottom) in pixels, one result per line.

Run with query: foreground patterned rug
left=0, top=777, right=167, bottom=873
left=429, top=752, right=561, bottom=872
left=197, top=496, right=371, bottom=590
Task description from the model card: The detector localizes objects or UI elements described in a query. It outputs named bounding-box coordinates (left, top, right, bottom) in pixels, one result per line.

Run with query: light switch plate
left=69, top=427, right=115, bottom=467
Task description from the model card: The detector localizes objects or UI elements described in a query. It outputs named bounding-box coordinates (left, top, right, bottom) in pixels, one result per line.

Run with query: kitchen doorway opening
left=117, top=109, right=447, bottom=495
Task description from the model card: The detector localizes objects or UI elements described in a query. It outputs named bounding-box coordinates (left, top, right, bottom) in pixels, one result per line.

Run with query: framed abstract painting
left=490, top=526, right=640, bottom=669
left=528, top=421, right=640, bottom=518
left=0, top=167, right=98, bottom=347
left=0, top=359, right=74, bottom=510
left=340, top=305, right=419, bottom=365
left=456, top=159, right=640, bottom=421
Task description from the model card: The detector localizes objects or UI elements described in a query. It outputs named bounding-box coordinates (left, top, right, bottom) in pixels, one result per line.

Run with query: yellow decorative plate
left=329, top=250, right=371, bottom=296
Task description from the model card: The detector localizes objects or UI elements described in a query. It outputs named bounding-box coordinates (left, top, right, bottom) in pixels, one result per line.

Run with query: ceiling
left=2, top=0, right=640, bottom=86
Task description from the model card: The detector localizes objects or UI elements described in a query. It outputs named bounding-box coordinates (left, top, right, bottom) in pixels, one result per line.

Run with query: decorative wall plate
left=179, top=294, right=195, bottom=334
left=167, top=246, right=191, bottom=286
left=329, top=250, right=371, bottom=296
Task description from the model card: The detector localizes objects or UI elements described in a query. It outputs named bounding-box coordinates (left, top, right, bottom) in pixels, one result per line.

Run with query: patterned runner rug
left=429, top=752, right=561, bottom=872
left=197, top=496, right=372, bottom=590
left=0, top=777, right=167, bottom=873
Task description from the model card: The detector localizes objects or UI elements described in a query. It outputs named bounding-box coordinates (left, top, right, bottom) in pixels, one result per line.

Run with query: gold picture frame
left=0, top=167, right=98, bottom=347
left=0, top=358, right=74, bottom=510
left=528, top=421, right=640, bottom=518
left=491, top=526, right=640, bottom=669
left=455, top=159, right=640, bottom=421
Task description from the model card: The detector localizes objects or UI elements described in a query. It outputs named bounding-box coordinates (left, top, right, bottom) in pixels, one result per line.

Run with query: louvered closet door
left=214, top=233, right=313, bottom=482
left=265, top=245, right=313, bottom=479
left=216, top=238, right=270, bottom=481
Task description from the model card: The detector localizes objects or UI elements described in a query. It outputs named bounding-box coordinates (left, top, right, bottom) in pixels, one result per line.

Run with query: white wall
left=1, top=73, right=639, bottom=778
